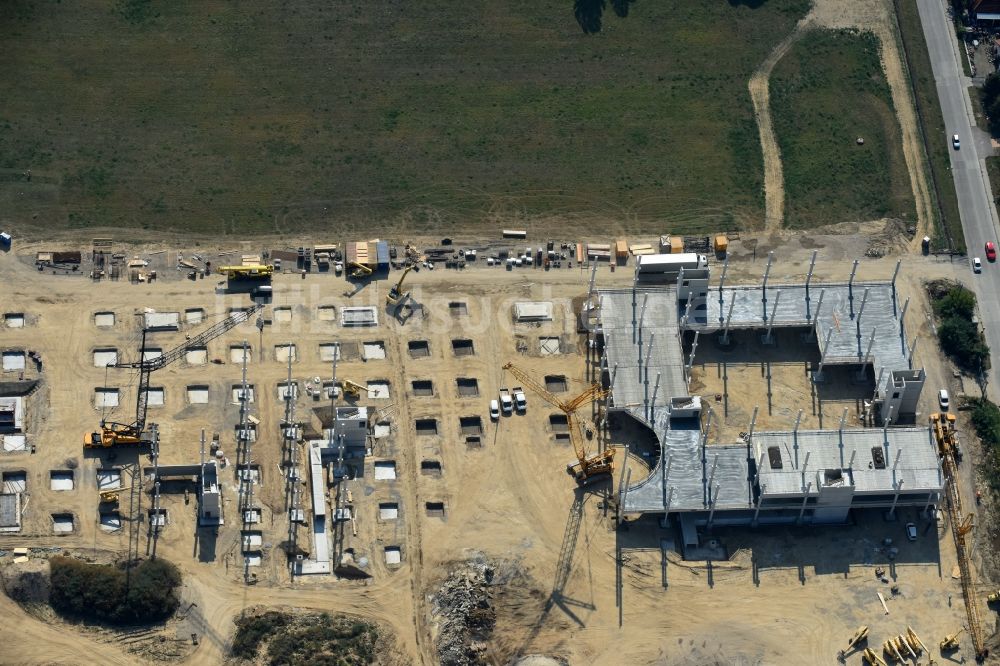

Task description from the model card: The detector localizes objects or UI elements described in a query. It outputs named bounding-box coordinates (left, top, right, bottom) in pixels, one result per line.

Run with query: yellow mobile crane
left=349, top=262, right=372, bottom=279
left=216, top=264, right=274, bottom=280
left=85, top=305, right=263, bottom=448
left=931, top=412, right=989, bottom=660
left=386, top=265, right=414, bottom=306
left=502, top=362, right=613, bottom=482
left=337, top=379, right=368, bottom=399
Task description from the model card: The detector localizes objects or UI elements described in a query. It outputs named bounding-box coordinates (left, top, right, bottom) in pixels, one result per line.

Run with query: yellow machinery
left=905, top=627, right=927, bottom=655
left=99, top=491, right=119, bottom=504
left=839, top=626, right=868, bottom=660
left=502, top=362, right=613, bottom=482
left=862, top=647, right=887, bottom=666
left=939, top=628, right=965, bottom=651
left=337, top=379, right=367, bottom=399
left=988, top=588, right=1000, bottom=603
left=386, top=265, right=414, bottom=306
left=216, top=264, right=274, bottom=279
left=349, top=262, right=372, bottom=279
left=85, top=305, right=263, bottom=448
left=930, top=412, right=988, bottom=660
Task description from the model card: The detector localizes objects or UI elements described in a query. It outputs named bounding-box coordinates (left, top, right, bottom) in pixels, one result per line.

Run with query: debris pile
left=432, top=557, right=523, bottom=666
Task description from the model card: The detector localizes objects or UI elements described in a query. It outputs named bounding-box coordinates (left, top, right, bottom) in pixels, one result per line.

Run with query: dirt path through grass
left=754, top=0, right=933, bottom=245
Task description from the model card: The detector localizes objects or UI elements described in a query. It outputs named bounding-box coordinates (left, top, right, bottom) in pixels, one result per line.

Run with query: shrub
left=938, top=316, right=990, bottom=372
left=48, top=557, right=181, bottom=625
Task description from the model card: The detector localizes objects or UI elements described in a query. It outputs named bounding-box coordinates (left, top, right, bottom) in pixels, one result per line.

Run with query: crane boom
left=503, top=362, right=614, bottom=482
left=85, top=304, right=263, bottom=448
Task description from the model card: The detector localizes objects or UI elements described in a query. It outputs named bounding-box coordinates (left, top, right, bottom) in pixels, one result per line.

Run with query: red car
left=987, top=241, right=997, bottom=262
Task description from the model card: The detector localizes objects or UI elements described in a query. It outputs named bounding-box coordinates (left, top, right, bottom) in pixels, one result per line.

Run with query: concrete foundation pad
left=187, top=386, right=209, bottom=404
left=2, top=352, right=26, bottom=371
left=94, top=312, right=115, bottom=327
left=185, top=348, right=207, bottom=365
left=93, top=349, right=118, bottom=367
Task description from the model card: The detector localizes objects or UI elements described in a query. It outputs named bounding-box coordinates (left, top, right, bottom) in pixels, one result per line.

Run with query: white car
left=939, top=389, right=950, bottom=411
left=489, top=399, right=500, bottom=421
left=953, top=134, right=961, bottom=150
left=973, top=257, right=982, bottom=273
left=906, top=522, right=917, bottom=542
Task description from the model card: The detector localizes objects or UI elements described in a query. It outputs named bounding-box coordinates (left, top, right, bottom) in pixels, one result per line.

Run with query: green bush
left=970, top=398, right=1000, bottom=492
left=932, top=285, right=976, bottom=320
left=232, top=611, right=380, bottom=665
left=938, top=316, right=990, bottom=372
left=48, top=557, right=181, bottom=625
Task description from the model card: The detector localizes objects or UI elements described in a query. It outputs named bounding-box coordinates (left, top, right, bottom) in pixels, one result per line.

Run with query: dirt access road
left=752, top=0, right=934, bottom=247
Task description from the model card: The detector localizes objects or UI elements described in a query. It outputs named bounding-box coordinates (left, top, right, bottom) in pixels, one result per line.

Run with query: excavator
left=940, top=627, right=965, bottom=651
left=99, top=491, right=119, bottom=504
left=386, top=265, right=414, bottom=307
left=349, top=262, right=372, bottom=279
left=502, top=362, right=613, bottom=482
left=85, top=304, right=263, bottom=448
left=335, top=379, right=367, bottom=400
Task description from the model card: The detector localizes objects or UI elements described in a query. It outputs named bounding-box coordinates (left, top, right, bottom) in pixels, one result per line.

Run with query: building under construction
left=594, top=255, right=943, bottom=543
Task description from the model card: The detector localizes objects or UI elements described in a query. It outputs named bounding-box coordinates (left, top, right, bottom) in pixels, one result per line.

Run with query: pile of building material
left=432, top=557, right=529, bottom=666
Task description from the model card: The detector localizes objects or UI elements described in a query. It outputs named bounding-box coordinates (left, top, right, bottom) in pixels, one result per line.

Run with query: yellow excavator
left=940, top=628, right=965, bottom=651
left=99, top=491, right=119, bottom=504
left=502, top=362, right=613, bottom=482
left=349, top=262, right=372, bottom=279
left=386, top=265, right=414, bottom=306
left=336, top=379, right=368, bottom=399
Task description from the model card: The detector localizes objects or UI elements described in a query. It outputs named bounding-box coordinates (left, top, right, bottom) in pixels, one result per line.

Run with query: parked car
left=987, top=241, right=997, bottom=262
left=953, top=134, right=961, bottom=150
left=939, top=389, right=950, bottom=411
left=513, top=386, right=527, bottom=413
left=973, top=257, right=982, bottom=273
left=905, top=522, right=917, bottom=542
left=489, top=399, right=500, bottom=421
left=498, top=388, right=513, bottom=415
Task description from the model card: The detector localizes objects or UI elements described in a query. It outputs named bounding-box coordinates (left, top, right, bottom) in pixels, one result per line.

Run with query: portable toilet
left=0, top=232, right=10, bottom=249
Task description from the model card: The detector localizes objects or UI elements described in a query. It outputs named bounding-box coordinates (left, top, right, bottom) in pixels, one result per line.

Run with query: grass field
left=770, top=29, right=915, bottom=229
left=894, top=0, right=966, bottom=251
left=0, top=0, right=810, bottom=238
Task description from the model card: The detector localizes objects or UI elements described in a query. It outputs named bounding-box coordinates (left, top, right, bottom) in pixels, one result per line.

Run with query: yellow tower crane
left=502, top=362, right=613, bottom=482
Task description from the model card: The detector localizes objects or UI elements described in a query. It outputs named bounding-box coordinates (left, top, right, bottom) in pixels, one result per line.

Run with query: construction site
left=0, top=229, right=995, bottom=665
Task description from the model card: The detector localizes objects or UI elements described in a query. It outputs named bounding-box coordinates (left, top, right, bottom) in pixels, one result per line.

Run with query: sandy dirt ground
left=752, top=0, right=935, bottom=246
left=0, top=223, right=990, bottom=665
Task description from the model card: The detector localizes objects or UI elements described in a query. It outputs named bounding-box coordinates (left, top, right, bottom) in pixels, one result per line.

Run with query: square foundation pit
left=317, top=305, right=337, bottom=321
left=379, top=503, right=399, bottom=520
left=49, top=471, right=74, bottom=491
left=185, top=346, right=207, bottom=365
left=274, top=344, right=296, bottom=363
left=99, top=511, right=122, bottom=532
left=277, top=382, right=298, bottom=400
left=4, top=313, right=24, bottom=328
left=96, top=469, right=122, bottom=491
left=52, top=513, right=74, bottom=534
left=539, top=337, right=561, bottom=356
left=407, top=340, right=430, bottom=358
left=93, top=348, right=118, bottom=367
left=319, top=343, right=342, bottom=361
left=2, top=351, right=25, bottom=371
left=232, top=385, right=255, bottom=403
left=93, top=311, right=115, bottom=327
left=3, top=436, right=26, bottom=452
left=367, top=381, right=390, bottom=399
left=230, top=345, right=252, bottom=363
left=184, top=308, right=204, bottom=325
left=187, top=385, right=210, bottom=404
left=374, top=461, right=397, bottom=480
left=2, top=472, right=26, bottom=493
left=141, top=387, right=165, bottom=407
left=273, top=307, right=292, bottom=323
left=142, top=347, right=163, bottom=362
left=362, top=341, right=386, bottom=360
left=384, top=546, right=402, bottom=565
left=94, top=388, right=120, bottom=408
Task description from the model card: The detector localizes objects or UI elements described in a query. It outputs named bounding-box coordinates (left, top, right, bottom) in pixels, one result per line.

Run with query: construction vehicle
left=989, top=588, right=1000, bottom=603
left=502, top=362, right=614, bottom=482
left=862, top=647, right=887, bottom=666
left=335, top=379, right=367, bottom=400
left=348, top=262, right=372, bottom=279
left=939, top=628, right=965, bottom=651
left=386, top=265, right=414, bottom=307
left=882, top=638, right=902, bottom=663
left=931, top=412, right=989, bottom=660
left=216, top=264, right=274, bottom=280
left=85, top=305, right=263, bottom=448
left=99, top=491, right=119, bottom=504
left=838, top=626, right=868, bottom=659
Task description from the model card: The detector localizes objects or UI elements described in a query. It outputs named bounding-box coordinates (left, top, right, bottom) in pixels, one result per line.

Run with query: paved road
left=917, top=0, right=1000, bottom=397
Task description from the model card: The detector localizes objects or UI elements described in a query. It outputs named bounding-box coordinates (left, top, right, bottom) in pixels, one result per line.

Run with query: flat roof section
left=754, top=427, right=942, bottom=497
left=599, top=288, right=688, bottom=409
left=0, top=494, right=19, bottom=529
